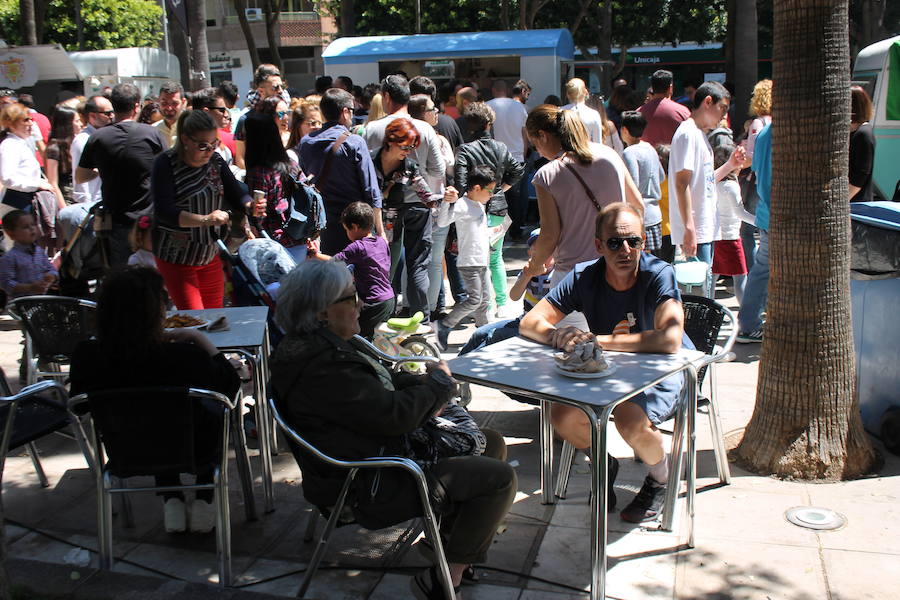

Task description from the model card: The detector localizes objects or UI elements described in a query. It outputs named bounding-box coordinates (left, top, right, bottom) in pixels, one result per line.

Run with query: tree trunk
left=188, top=0, right=210, bottom=89
left=500, top=0, right=509, bottom=30
left=340, top=0, right=356, bottom=36
left=732, top=0, right=757, bottom=135
left=519, top=0, right=527, bottom=29
left=169, top=11, right=191, bottom=88
left=263, top=0, right=284, bottom=72
left=734, top=0, right=875, bottom=480
left=725, top=0, right=736, bottom=84
left=19, top=0, right=37, bottom=45
left=234, top=0, right=261, bottom=71
left=74, top=0, right=85, bottom=50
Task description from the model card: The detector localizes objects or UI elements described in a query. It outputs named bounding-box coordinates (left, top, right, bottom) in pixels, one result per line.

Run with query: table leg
left=540, top=399, right=556, bottom=505
left=589, top=406, right=613, bottom=600
left=685, top=366, right=698, bottom=548
left=254, top=342, right=276, bottom=513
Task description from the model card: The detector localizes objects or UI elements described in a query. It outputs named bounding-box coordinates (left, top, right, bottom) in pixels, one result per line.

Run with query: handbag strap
left=559, top=157, right=602, bottom=211
left=315, top=131, right=350, bottom=191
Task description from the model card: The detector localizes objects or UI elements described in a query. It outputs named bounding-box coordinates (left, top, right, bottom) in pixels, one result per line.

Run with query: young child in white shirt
left=712, top=144, right=755, bottom=304
left=433, top=164, right=496, bottom=351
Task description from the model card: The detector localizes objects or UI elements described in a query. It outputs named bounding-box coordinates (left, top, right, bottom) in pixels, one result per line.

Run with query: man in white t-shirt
left=487, top=79, right=530, bottom=239
left=71, top=95, right=115, bottom=204
left=668, top=81, right=745, bottom=263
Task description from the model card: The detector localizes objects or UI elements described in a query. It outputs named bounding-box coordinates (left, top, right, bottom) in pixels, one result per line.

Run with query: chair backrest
left=0, top=379, right=69, bottom=475
left=68, top=387, right=231, bottom=479
left=681, top=295, right=734, bottom=384
left=8, top=296, right=97, bottom=363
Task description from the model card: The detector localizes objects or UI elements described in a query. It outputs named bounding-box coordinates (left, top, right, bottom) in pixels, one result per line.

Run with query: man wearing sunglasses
left=521, top=203, right=693, bottom=524
left=191, top=87, right=236, bottom=165
left=71, top=95, right=115, bottom=203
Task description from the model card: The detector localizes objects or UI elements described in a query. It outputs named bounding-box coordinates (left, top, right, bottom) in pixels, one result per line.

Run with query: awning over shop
left=0, top=45, right=81, bottom=88
left=323, top=29, right=575, bottom=65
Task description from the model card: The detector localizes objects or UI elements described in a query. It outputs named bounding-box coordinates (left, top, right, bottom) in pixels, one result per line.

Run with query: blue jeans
left=740, top=222, right=757, bottom=273
left=738, top=229, right=769, bottom=333
left=458, top=318, right=521, bottom=356
left=694, top=242, right=713, bottom=266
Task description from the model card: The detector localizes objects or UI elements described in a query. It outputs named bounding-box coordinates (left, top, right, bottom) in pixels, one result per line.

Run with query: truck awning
left=0, top=45, right=81, bottom=88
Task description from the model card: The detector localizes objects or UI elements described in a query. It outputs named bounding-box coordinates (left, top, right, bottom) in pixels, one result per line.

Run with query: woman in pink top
left=524, top=104, right=644, bottom=285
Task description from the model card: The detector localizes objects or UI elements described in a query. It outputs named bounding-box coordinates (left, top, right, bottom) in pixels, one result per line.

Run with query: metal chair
left=7, top=296, right=97, bottom=385
left=554, top=295, right=737, bottom=504
left=0, top=377, right=94, bottom=487
left=270, top=335, right=456, bottom=599
left=69, top=387, right=237, bottom=587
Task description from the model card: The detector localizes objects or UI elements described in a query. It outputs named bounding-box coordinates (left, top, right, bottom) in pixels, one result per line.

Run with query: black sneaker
left=410, top=566, right=460, bottom=600
left=620, top=475, right=667, bottom=523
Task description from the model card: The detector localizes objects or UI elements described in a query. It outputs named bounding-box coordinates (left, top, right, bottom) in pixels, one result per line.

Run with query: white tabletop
left=449, top=335, right=705, bottom=408
left=168, top=306, right=270, bottom=349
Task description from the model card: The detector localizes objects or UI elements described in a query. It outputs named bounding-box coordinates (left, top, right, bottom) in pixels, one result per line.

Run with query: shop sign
left=0, top=52, right=38, bottom=88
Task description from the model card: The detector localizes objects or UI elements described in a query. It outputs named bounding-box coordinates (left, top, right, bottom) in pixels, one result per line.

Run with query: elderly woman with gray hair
left=269, top=260, right=516, bottom=599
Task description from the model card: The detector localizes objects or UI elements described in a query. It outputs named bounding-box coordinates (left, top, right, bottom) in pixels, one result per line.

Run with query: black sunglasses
left=94, top=110, right=115, bottom=117
left=332, top=291, right=359, bottom=306
left=604, top=236, right=644, bottom=251
left=210, top=106, right=228, bottom=113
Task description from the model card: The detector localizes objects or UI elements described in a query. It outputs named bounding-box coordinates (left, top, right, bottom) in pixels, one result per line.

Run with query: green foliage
left=0, top=0, right=163, bottom=50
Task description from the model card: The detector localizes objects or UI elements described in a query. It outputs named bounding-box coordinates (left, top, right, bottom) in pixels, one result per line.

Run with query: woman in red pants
left=150, top=110, right=265, bottom=309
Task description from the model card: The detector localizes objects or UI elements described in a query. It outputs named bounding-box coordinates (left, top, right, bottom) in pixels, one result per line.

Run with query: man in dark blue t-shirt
left=521, top=203, right=691, bottom=523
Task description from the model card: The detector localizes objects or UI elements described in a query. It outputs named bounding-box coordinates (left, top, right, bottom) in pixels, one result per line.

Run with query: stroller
left=217, top=236, right=296, bottom=320
left=57, top=202, right=108, bottom=298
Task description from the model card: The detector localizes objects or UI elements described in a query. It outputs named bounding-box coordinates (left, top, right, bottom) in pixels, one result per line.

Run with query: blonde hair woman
left=366, top=92, right=387, bottom=124
left=524, top=104, right=644, bottom=285
left=745, top=79, right=772, bottom=162
left=561, top=78, right=604, bottom=144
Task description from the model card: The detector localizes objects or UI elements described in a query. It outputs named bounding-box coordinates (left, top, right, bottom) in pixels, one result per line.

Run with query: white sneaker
left=494, top=304, right=519, bottom=319
left=163, top=498, right=186, bottom=533
left=189, top=499, right=216, bottom=533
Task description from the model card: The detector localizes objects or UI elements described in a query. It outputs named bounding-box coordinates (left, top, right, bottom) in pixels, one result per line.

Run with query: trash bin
left=850, top=202, right=900, bottom=453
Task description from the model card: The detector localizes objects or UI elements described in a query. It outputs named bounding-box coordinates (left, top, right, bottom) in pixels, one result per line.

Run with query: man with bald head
left=520, top=203, right=693, bottom=524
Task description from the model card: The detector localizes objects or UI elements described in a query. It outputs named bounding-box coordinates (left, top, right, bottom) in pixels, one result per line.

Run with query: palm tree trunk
left=188, top=0, right=210, bottom=89
left=735, top=0, right=875, bottom=480
left=19, top=0, right=37, bottom=45
left=263, top=0, right=284, bottom=72
left=732, top=0, right=757, bottom=132
left=234, top=0, right=261, bottom=71
left=340, top=0, right=356, bottom=36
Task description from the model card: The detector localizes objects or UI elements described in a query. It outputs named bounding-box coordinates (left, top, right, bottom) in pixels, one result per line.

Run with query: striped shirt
left=150, top=150, right=250, bottom=266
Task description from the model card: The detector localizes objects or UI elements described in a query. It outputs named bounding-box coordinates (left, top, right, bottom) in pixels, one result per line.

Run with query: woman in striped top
left=150, top=110, right=265, bottom=309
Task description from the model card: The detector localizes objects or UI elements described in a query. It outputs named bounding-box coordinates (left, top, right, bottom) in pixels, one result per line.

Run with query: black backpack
left=284, top=177, right=327, bottom=242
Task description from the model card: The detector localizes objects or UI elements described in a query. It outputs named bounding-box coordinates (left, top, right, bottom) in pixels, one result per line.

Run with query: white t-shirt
left=436, top=195, right=489, bottom=268
left=71, top=127, right=102, bottom=203
left=486, top=98, right=528, bottom=162
left=562, top=102, right=604, bottom=144
left=668, top=118, right=717, bottom=245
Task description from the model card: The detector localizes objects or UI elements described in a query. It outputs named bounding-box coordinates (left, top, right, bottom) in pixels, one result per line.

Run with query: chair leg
left=99, top=473, right=114, bottom=570
left=554, top=441, right=577, bottom=499
left=303, top=509, right=318, bottom=542
left=661, top=400, right=687, bottom=532
left=706, top=367, right=731, bottom=485
left=297, top=470, right=356, bottom=599
left=27, top=442, right=49, bottom=487
left=231, top=407, right=258, bottom=522
left=214, top=467, right=233, bottom=587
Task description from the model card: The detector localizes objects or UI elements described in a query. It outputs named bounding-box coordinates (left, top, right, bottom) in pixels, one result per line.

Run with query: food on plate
left=163, top=314, right=206, bottom=329
left=554, top=341, right=609, bottom=373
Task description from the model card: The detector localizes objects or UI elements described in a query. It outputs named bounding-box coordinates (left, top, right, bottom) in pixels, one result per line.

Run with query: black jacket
left=269, top=328, right=455, bottom=526
left=455, top=131, right=526, bottom=216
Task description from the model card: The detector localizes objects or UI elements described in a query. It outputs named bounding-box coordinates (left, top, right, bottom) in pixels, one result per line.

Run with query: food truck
left=322, top=29, right=575, bottom=108
left=852, top=35, right=900, bottom=201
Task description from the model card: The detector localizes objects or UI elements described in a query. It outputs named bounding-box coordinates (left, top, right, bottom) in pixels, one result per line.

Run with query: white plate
left=554, top=360, right=618, bottom=379
left=164, top=316, right=210, bottom=331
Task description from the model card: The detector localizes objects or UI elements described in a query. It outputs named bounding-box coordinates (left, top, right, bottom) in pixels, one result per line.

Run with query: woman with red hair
left=373, top=117, right=441, bottom=320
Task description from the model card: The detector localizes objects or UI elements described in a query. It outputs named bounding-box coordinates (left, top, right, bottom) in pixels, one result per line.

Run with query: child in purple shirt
left=308, top=202, right=394, bottom=338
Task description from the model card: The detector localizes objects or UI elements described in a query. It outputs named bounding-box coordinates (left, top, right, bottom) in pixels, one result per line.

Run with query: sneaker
left=163, top=498, right=186, bottom=533
left=189, top=499, right=216, bottom=533
left=736, top=328, right=764, bottom=344
left=620, top=475, right=667, bottom=523
left=410, top=566, right=461, bottom=600
left=494, top=304, right=518, bottom=319
left=434, top=320, right=451, bottom=352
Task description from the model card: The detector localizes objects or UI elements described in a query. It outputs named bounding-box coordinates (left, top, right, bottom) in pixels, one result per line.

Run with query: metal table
left=169, top=306, right=276, bottom=514
left=449, top=335, right=704, bottom=600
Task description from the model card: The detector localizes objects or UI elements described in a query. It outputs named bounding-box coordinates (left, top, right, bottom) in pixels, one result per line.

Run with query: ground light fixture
left=784, top=506, right=846, bottom=531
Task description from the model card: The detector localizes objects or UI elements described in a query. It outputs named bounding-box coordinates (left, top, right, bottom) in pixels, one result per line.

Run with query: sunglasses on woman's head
left=604, top=236, right=643, bottom=251
left=188, top=135, right=220, bottom=152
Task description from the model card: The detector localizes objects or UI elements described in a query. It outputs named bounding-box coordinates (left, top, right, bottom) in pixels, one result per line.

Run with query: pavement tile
left=231, top=556, right=308, bottom=597
left=822, top=548, right=900, bottom=600
left=119, top=541, right=255, bottom=585
left=369, top=572, right=521, bottom=599
left=8, top=531, right=100, bottom=568
left=6, top=556, right=94, bottom=597
left=805, top=491, right=900, bottom=555
left=675, top=538, right=826, bottom=600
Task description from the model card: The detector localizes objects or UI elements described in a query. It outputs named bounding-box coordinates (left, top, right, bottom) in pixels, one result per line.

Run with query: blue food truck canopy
left=851, top=201, right=900, bottom=232
left=323, top=29, right=575, bottom=65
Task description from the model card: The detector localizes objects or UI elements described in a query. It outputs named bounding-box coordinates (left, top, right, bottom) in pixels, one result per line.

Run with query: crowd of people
left=0, top=64, right=878, bottom=599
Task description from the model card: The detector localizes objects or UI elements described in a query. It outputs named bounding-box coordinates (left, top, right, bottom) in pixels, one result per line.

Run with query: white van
left=852, top=35, right=900, bottom=200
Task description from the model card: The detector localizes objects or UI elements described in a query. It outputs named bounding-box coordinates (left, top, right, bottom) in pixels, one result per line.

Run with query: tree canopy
left=0, top=0, right=163, bottom=50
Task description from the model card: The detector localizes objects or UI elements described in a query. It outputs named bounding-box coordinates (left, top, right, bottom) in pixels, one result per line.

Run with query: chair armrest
left=352, top=334, right=439, bottom=368
left=1, top=380, right=68, bottom=410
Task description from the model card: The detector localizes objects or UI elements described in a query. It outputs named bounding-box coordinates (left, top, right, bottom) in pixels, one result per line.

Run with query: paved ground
left=2, top=237, right=898, bottom=599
